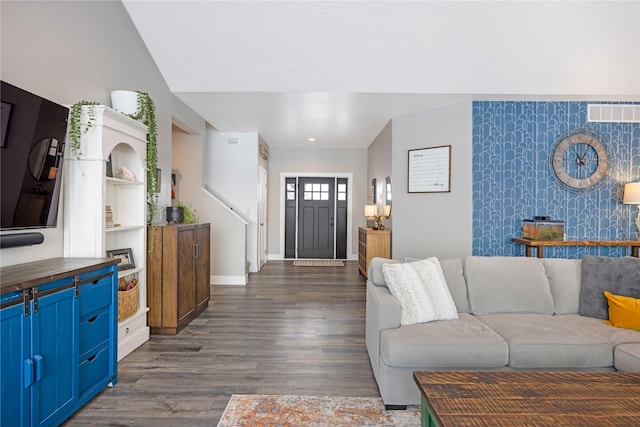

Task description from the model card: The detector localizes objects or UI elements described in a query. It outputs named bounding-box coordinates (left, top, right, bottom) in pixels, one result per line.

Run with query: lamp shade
left=364, top=205, right=377, bottom=217
left=623, top=182, right=640, bottom=204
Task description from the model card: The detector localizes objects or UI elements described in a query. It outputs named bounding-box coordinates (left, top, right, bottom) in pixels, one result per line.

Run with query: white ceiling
left=122, top=1, right=640, bottom=149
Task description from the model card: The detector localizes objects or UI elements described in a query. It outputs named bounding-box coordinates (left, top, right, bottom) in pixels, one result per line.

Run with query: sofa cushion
left=465, top=256, right=554, bottom=315
left=477, top=314, right=613, bottom=369
left=379, top=313, right=508, bottom=368
left=382, top=258, right=458, bottom=325
left=557, top=314, right=640, bottom=347
left=368, top=257, right=402, bottom=286
left=439, top=258, right=470, bottom=314
left=542, top=258, right=581, bottom=314
left=579, top=255, right=640, bottom=320
left=615, top=343, right=640, bottom=372
left=369, top=257, right=470, bottom=313
left=604, top=291, right=640, bottom=331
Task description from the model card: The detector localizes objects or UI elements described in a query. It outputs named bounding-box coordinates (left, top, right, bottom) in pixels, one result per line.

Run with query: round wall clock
left=549, top=128, right=609, bottom=191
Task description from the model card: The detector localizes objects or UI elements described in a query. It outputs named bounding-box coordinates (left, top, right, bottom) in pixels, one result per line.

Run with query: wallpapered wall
left=472, top=101, right=640, bottom=258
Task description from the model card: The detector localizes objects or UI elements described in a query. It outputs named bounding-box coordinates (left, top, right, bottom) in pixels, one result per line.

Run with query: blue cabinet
left=0, top=258, right=118, bottom=427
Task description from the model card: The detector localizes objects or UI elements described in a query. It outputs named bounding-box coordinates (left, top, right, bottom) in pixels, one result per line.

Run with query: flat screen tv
left=1, top=81, right=69, bottom=230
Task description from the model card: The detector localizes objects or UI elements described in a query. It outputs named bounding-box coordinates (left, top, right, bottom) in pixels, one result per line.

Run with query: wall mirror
left=384, top=176, right=392, bottom=218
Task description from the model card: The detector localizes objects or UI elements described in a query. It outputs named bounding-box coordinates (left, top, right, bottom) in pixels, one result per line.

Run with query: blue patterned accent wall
left=472, top=101, right=640, bottom=258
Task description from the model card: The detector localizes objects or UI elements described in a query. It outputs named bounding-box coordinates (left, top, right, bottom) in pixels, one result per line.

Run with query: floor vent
left=587, top=104, right=640, bottom=123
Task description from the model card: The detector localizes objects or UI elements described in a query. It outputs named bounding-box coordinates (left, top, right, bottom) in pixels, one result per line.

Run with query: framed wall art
left=408, top=145, right=451, bottom=193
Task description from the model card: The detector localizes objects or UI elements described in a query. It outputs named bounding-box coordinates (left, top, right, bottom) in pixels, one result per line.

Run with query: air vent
left=587, top=104, right=640, bottom=123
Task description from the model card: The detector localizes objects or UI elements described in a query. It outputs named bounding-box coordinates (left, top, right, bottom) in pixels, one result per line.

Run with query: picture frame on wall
left=408, top=145, right=451, bottom=193
left=371, top=178, right=377, bottom=203
left=106, top=248, right=135, bottom=271
left=171, top=170, right=178, bottom=200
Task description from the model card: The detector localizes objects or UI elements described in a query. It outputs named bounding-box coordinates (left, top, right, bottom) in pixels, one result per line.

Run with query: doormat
left=217, top=394, right=419, bottom=426
left=293, top=260, right=345, bottom=267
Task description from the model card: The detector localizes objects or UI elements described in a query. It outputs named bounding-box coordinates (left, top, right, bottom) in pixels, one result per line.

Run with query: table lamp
left=364, top=204, right=377, bottom=228
left=623, top=182, right=640, bottom=235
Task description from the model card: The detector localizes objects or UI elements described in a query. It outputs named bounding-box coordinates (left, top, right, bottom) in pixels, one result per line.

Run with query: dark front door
left=297, top=177, right=335, bottom=258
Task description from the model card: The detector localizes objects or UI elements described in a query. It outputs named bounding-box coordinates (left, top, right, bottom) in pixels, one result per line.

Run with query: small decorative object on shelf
left=106, top=247, right=136, bottom=270
left=105, top=205, right=115, bottom=228
left=522, top=216, right=565, bottom=241
left=166, top=206, right=184, bottom=224
left=374, top=215, right=384, bottom=230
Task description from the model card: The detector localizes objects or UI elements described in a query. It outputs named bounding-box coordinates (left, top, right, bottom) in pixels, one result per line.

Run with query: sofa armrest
left=366, top=281, right=401, bottom=380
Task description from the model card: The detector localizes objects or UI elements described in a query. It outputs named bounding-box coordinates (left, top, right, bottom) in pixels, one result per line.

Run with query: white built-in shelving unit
left=63, top=105, right=149, bottom=361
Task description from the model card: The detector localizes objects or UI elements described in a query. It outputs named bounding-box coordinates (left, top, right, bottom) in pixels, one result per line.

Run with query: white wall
left=267, top=147, right=368, bottom=259
left=171, top=126, right=246, bottom=284
left=391, top=103, right=473, bottom=260
left=203, top=129, right=260, bottom=272
left=0, top=1, right=204, bottom=267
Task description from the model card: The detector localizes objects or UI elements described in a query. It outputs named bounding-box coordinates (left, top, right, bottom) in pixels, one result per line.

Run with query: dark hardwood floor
left=64, top=261, right=380, bottom=426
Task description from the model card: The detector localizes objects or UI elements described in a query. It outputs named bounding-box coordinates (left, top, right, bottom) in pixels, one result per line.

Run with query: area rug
left=293, top=260, right=345, bottom=267
left=217, top=395, right=419, bottom=426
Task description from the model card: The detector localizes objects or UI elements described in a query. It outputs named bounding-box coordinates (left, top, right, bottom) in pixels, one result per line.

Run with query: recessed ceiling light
left=308, top=138, right=316, bottom=142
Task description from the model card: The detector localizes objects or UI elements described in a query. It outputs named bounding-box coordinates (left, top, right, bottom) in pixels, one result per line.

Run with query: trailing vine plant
left=124, top=91, right=159, bottom=227
left=69, top=100, right=99, bottom=159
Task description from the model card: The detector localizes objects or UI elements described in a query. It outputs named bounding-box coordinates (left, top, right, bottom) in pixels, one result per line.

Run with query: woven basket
left=118, top=278, right=138, bottom=323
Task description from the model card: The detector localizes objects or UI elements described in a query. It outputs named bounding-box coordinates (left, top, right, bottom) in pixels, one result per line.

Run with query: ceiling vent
left=587, top=104, right=640, bottom=123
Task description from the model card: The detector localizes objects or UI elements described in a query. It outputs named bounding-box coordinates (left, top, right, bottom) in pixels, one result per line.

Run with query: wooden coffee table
left=414, top=371, right=640, bottom=427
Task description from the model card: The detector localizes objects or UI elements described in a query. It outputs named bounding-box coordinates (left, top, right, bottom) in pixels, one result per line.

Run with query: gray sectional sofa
left=365, top=255, right=640, bottom=406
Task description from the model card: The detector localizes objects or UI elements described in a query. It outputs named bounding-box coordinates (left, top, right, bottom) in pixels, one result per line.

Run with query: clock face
left=550, top=129, right=609, bottom=191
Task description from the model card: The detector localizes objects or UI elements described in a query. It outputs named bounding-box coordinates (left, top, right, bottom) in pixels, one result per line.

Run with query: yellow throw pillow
left=603, top=291, right=640, bottom=331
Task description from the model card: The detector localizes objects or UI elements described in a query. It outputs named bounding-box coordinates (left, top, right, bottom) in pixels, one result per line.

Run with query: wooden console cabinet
left=358, top=227, right=391, bottom=278
left=147, top=223, right=211, bottom=334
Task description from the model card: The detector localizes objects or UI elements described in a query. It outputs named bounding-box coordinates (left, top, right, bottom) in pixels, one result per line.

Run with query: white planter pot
left=110, top=90, right=139, bottom=116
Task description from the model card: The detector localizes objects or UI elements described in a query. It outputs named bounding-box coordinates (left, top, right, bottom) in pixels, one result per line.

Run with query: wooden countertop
left=1, top=257, right=117, bottom=295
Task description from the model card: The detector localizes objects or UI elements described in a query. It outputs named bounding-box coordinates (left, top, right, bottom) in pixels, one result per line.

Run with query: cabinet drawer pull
left=24, top=358, right=34, bottom=387
left=33, top=354, right=43, bottom=382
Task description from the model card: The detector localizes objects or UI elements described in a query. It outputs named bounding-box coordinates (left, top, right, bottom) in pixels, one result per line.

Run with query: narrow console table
left=512, top=237, right=640, bottom=258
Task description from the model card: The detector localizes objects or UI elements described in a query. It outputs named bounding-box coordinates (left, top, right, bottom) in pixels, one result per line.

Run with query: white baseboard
left=211, top=274, right=247, bottom=286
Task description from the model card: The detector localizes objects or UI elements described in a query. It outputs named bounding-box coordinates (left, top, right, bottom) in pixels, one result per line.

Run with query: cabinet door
left=0, top=296, right=30, bottom=427
left=195, top=224, right=210, bottom=311
left=30, top=286, right=77, bottom=427
left=176, top=227, right=195, bottom=324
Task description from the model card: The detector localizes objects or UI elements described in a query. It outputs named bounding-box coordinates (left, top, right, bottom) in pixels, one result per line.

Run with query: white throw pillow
left=382, top=258, right=459, bottom=326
